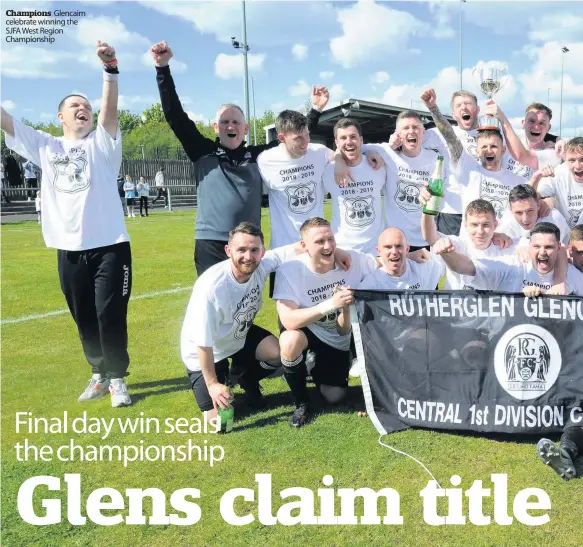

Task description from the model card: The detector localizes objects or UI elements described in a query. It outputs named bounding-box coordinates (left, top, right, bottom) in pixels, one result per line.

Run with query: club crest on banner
left=494, top=324, right=561, bottom=401
left=285, top=182, right=317, bottom=214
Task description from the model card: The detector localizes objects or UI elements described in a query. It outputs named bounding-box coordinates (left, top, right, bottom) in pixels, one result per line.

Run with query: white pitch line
left=1, top=286, right=192, bottom=326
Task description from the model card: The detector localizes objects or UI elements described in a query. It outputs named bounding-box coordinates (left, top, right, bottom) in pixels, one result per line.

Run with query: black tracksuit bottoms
left=57, top=242, right=132, bottom=379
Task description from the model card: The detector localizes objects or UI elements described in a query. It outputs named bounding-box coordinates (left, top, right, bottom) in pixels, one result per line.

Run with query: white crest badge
left=493, top=324, right=561, bottom=400
left=285, top=182, right=317, bottom=214
left=344, top=196, right=375, bottom=227
left=394, top=181, right=422, bottom=212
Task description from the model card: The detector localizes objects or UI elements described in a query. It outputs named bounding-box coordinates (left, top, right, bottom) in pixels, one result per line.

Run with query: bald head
left=377, top=228, right=409, bottom=277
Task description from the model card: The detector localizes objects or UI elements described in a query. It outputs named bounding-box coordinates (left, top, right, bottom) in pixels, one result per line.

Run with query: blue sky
left=1, top=0, right=582, bottom=137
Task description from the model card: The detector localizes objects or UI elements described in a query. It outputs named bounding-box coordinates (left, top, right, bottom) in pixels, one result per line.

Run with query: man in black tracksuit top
left=151, top=41, right=326, bottom=275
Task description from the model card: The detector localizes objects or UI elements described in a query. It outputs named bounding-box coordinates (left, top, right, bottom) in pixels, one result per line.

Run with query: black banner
left=351, top=290, right=583, bottom=436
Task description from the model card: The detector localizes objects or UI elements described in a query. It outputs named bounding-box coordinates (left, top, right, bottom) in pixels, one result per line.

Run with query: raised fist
left=420, top=88, right=437, bottom=109
left=150, top=41, right=174, bottom=67
left=311, top=85, right=329, bottom=111
left=96, top=40, right=115, bottom=63
left=388, top=132, right=402, bottom=149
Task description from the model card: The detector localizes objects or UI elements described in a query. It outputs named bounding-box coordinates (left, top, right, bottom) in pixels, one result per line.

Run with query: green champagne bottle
left=218, top=406, right=234, bottom=433
left=423, top=155, right=445, bottom=216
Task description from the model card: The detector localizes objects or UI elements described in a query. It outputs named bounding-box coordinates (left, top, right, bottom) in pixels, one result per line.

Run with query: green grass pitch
left=1, top=207, right=581, bottom=546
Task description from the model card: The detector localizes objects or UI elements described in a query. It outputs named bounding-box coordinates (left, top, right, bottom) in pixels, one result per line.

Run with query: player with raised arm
left=421, top=88, right=529, bottom=224
left=150, top=41, right=328, bottom=275
left=1, top=41, right=132, bottom=407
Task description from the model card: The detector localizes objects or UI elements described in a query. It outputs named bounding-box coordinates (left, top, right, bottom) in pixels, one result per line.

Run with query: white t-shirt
left=258, top=143, right=333, bottom=248
left=455, top=150, right=524, bottom=221
left=537, top=163, right=583, bottom=228
left=471, top=259, right=583, bottom=295
left=155, top=171, right=164, bottom=187
left=35, top=197, right=41, bottom=212
left=503, top=146, right=562, bottom=181
left=368, top=144, right=446, bottom=247
left=273, top=251, right=378, bottom=350
left=181, top=245, right=295, bottom=372
left=441, top=234, right=518, bottom=290
left=498, top=208, right=570, bottom=244
left=423, top=126, right=478, bottom=214
left=5, top=119, right=128, bottom=251
left=358, top=254, right=445, bottom=291
left=323, top=158, right=386, bottom=255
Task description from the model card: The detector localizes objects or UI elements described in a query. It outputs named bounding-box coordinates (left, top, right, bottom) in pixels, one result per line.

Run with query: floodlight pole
left=560, top=46, right=569, bottom=137
left=242, top=1, right=250, bottom=125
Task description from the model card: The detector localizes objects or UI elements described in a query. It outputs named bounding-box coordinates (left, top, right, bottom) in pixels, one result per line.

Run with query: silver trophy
left=472, top=67, right=509, bottom=130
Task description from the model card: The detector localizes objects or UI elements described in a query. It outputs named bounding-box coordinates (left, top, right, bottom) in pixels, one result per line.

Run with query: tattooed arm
left=420, top=88, right=463, bottom=166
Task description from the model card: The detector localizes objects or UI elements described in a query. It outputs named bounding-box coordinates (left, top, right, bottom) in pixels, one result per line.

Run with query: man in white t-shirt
left=359, top=227, right=444, bottom=290
left=363, top=110, right=446, bottom=251
left=273, top=217, right=378, bottom=427
left=23, top=159, right=39, bottom=200
left=422, top=90, right=481, bottom=235
left=420, top=89, right=526, bottom=223
left=152, top=165, right=168, bottom=208
left=1, top=41, right=132, bottom=407
left=323, top=118, right=386, bottom=255
left=182, top=222, right=302, bottom=418
left=483, top=101, right=562, bottom=180
left=535, top=137, right=583, bottom=228
left=499, top=183, right=570, bottom=245
left=422, top=199, right=517, bottom=290
left=435, top=222, right=582, bottom=295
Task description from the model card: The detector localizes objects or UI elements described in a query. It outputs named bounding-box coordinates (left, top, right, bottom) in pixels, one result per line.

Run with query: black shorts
left=126, top=197, right=135, bottom=205
left=285, top=326, right=351, bottom=388
left=436, top=213, right=463, bottom=236
left=194, top=239, right=228, bottom=276
left=187, top=324, right=273, bottom=411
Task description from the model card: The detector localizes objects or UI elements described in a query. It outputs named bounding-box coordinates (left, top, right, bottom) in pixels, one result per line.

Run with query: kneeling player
left=273, top=217, right=379, bottom=427
left=181, top=223, right=297, bottom=418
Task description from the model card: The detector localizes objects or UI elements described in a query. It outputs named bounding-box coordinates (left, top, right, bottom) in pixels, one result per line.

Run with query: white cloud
left=187, top=112, right=208, bottom=123
left=319, top=71, right=335, bottom=81
left=1, top=46, right=76, bottom=78
left=214, top=53, right=266, bottom=80
left=271, top=102, right=286, bottom=113
left=289, top=80, right=311, bottom=97
left=328, top=84, right=347, bottom=104
left=330, top=1, right=448, bottom=68
left=371, top=71, right=390, bottom=85
left=292, top=43, right=308, bottom=61
left=40, top=112, right=58, bottom=121
left=528, top=14, right=583, bottom=43
left=1, top=100, right=16, bottom=110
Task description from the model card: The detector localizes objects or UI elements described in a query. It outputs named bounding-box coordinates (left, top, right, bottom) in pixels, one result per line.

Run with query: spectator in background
left=137, top=175, right=150, bottom=217
left=1, top=161, right=10, bottom=203
left=123, top=174, right=137, bottom=218
left=23, top=159, right=39, bottom=201
left=152, top=165, right=168, bottom=208
left=5, top=152, right=22, bottom=190
left=35, top=190, right=41, bottom=224
left=117, top=172, right=127, bottom=216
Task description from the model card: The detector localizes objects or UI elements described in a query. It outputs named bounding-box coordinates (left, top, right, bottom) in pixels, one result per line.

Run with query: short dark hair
left=530, top=222, right=560, bottom=242
left=396, top=110, right=422, bottom=125
left=570, top=224, right=583, bottom=243
left=300, top=217, right=330, bottom=237
left=228, top=222, right=264, bottom=244
left=508, top=184, right=538, bottom=205
left=477, top=128, right=504, bottom=144
left=275, top=110, right=308, bottom=135
left=58, top=94, right=91, bottom=113
left=465, top=199, right=496, bottom=219
left=525, top=103, right=552, bottom=120
left=333, top=117, right=362, bottom=137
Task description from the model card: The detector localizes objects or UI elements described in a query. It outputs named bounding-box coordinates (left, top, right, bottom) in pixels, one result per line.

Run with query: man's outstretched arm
left=151, top=41, right=215, bottom=163
left=96, top=40, right=119, bottom=138
left=420, top=88, right=464, bottom=166
left=0, top=107, right=14, bottom=138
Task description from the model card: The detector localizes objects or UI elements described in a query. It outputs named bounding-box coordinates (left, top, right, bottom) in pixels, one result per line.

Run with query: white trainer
left=78, top=374, right=110, bottom=402
left=109, top=378, right=131, bottom=407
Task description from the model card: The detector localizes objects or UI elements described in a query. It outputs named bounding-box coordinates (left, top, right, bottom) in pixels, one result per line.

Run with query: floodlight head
left=341, top=107, right=350, bottom=117
left=352, top=101, right=360, bottom=110
left=232, top=37, right=240, bottom=48
left=562, top=46, right=570, bottom=53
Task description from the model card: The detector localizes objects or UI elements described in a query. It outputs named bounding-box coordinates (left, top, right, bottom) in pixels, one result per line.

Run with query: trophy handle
left=498, top=68, right=509, bottom=92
